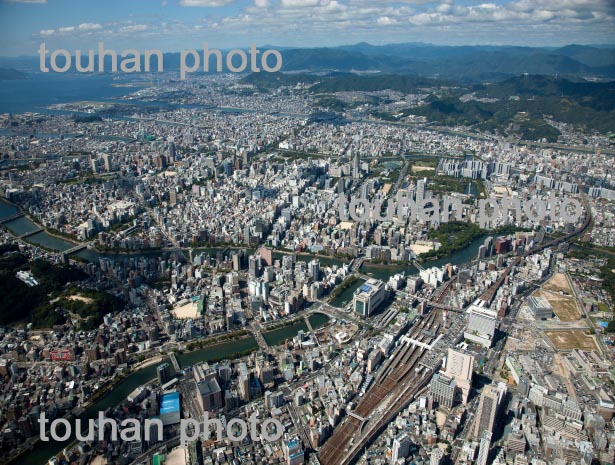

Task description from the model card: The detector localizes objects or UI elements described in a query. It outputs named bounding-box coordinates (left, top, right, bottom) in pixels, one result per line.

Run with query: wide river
left=12, top=313, right=330, bottom=465
left=1, top=198, right=485, bottom=464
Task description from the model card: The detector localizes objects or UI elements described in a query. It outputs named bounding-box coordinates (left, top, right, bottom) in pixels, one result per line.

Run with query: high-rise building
left=391, top=434, right=411, bottom=462
left=430, top=447, right=445, bottom=465
left=249, top=255, right=261, bottom=278
left=85, top=345, right=100, bottom=362
left=353, top=278, right=386, bottom=317
left=168, top=141, right=175, bottom=163
left=476, top=430, right=492, bottom=465
left=259, top=246, right=273, bottom=266
left=506, top=430, right=526, bottom=455
left=444, top=348, right=474, bottom=404
left=430, top=373, right=456, bottom=409
left=102, top=153, right=112, bottom=172
left=528, top=296, right=553, bottom=320
left=473, top=384, right=506, bottom=438
left=149, top=326, right=160, bottom=343
left=352, top=151, right=360, bottom=179
left=416, top=178, right=426, bottom=202
left=284, top=437, right=304, bottom=465
left=90, top=156, right=98, bottom=173
left=157, top=362, right=173, bottom=385
left=494, top=237, right=510, bottom=254
left=308, top=259, right=320, bottom=282
left=159, top=391, right=181, bottom=426
left=237, top=362, right=250, bottom=401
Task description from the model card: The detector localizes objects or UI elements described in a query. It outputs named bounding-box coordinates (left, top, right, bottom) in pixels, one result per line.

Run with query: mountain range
left=1, top=42, right=614, bottom=82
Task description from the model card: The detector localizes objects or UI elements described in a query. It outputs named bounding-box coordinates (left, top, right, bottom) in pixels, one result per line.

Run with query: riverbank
left=131, top=355, right=164, bottom=370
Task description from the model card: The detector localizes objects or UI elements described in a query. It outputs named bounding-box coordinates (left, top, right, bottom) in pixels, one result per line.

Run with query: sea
left=0, top=73, right=141, bottom=114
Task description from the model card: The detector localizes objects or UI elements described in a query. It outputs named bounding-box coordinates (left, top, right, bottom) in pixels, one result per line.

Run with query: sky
left=0, top=0, right=614, bottom=56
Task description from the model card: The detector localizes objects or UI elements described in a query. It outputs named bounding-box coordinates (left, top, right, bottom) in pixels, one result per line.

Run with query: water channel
left=1, top=197, right=488, bottom=464
left=16, top=310, right=331, bottom=465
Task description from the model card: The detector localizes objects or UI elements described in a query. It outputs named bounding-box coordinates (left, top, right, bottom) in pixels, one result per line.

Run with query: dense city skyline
left=1, top=2, right=614, bottom=465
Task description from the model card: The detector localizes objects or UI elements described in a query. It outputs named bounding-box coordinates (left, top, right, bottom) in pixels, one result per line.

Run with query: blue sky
left=0, top=0, right=614, bottom=56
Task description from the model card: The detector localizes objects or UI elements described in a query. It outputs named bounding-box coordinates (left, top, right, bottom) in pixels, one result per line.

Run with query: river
left=1, top=195, right=490, bottom=305
left=361, top=234, right=490, bottom=282
left=1, top=194, right=487, bottom=464
left=0, top=199, right=171, bottom=261
left=15, top=311, right=332, bottom=465
left=0, top=204, right=354, bottom=267
left=329, top=234, right=490, bottom=307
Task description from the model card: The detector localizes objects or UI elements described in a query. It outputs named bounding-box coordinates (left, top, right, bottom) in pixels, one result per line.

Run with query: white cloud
left=377, top=16, right=398, bottom=26
left=280, top=0, right=320, bottom=7
left=77, top=23, right=102, bottom=31
left=118, top=24, right=149, bottom=33
left=179, top=0, right=234, bottom=6
left=199, top=0, right=615, bottom=46
left=31, top=0, right=615, bottom=48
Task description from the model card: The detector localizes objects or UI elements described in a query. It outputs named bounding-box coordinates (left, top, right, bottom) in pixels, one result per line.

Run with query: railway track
left=318, top=309, right=440, bottom=465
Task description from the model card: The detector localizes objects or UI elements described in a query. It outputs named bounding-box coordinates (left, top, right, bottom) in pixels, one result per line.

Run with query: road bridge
left=169, top=352, right=181, bottom=372
left=0, top=212, right=25, bottom=224
left=19, top=228, right=42, bottom=239
left=64, top=244, right=88, bottom=255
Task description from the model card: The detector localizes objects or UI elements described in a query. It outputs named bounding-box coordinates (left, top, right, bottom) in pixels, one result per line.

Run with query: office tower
left=527, top=296, right=553, bottom=319
left=444, top=348, right=474, bottom=404
left=353, top=278, right=386, bottom=317
left=259, top=246, right=273, bottom=266
left=149, top=326, right=159, bottom=343
left=473, top=384, right=504, bottom=438
left=102, top=153, right=111, bottom=172
left=192, top=363, right=223, bottom=412
left=168, top=141, right=175, bottom=163
left=157, top=362, right=173, bottom=385
left=430, top=373, right=456, bottom=409
left=477, top=430, right=492, bottom=465
left=232, top=253, right=241, bottom=271
left=284, top=437, right=304, bottom=465
left=249, top=255, right=261, bottom=278
left=352, top=151, right=360, bottom=179
left=308, top=259, right=320, bottom=282
left=430, top=447, right=445, bottom=465
left=483, top=237, right=493, bottom=256
left=391, top=434, right=411, bottom=462
left=495, top=237, right=510, bottom=254
left=237, top=362, right=250, bottom=401
left=90, top=156, right=98, bottom=173
left=478, top=244, right=487, bottom=260
left=416, top=178, right=426, bottom=202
